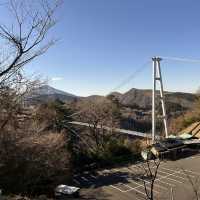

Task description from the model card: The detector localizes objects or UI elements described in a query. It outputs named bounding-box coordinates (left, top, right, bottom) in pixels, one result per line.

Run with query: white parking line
left=129, top=165, right=143, bottom=173
left=81, top=176, right=91, bottom=182
left=127, top=178, right=159, bottom=194
left=156, top=170, right=183, bottom=184
left=129, top=164, right=178, bottom=186
left=126, top=167, right=140, bottom=175
left=158, top=169, right=188, bottom=181
left=155, top=179, right=175, bottom=187
left=111, top=184, right=147, bottom=200
left=157, top=173, right=184, bottom=184
left=183, top=169, right=200, bottom=176
left=73, top=179, right=81, bottom=185
left=126, top=166, right=140, bottom=173
left=110, top=185, right=128, bottom=193
left=137, top=177, right=167, bottom=190
left=111, top=183, right=146, bottom=195
left=113, top=168, right=160, bottom=194
left=123, top=184, right=146, bottom=196
left=125, top=167, right=166, bottom=190
left=127, top=167, right=172, bottom=190
left=160, top=167, right=195, bottom=178
left=85, top=158, right=200, bottom=198
left=99, top=168, right=156, bottom=195
left=90, top=175, right=97, bottom=179
left=127, top=168, right=175, bottom=187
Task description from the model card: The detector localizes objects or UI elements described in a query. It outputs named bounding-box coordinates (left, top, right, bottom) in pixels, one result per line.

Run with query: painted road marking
left=137, top=177, right=167, bottom=190
left=112, top=169, right=150, bottom=190
left=124, top=184, right=146, bottom=196
left=111, top=183, right=143, bottom=193
left=158, top=169, right=188, bottom=181
left=108, top=168, right=160, bottom=195
left=156, top=170, right=183, bottom=184
left=73, top=179, right=81, bottom=185
left=113, top=167, right=161, bottom=194
left=124, top=167, right=166, bottom=190
left=90, top=175, right=97, bottom=179
left=129, top=164, right=179, bottom=186
left=81, top=176, right=91, bottom=182
left=183, top=169, right=200, bottom=176
left=127, top=165, right=176, bottom=188
left=128, top=178, right=159, bottom=194
left=110, top=185, right=128, bottom=193
left=157, top=173, right=184, bottom=184
left=76, top=156, right=200, bottom=200
left=160, top=167, right=195, bottom=178
left=155, top=178, right=175, bottom=187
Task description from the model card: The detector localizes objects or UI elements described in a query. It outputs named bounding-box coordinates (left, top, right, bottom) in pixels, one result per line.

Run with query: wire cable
left=161, top=56, right=200, bottom=63
left=109, top=60, right=150, bottom=93
left=68, top=60, right=150, bottom=118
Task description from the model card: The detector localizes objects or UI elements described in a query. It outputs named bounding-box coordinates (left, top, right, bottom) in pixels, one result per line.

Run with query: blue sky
left=2, top=0, right=200, bottom=96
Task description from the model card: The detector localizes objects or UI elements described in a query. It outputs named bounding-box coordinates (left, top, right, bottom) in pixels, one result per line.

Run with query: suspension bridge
left=70, top=56, right=200, bottom=143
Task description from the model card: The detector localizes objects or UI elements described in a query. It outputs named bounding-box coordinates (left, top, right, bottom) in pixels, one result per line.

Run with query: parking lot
left=73, top=155, right=200, bottom=200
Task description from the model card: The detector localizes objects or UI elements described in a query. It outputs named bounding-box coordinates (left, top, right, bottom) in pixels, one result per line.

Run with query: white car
left=55, top=185, right=80, bottom=199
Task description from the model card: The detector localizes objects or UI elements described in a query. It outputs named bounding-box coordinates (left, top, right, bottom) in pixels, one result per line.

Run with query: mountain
left=108, top=88, right=198, bottom=132
left=110, top=88, right=198, bottom=111
left=27, top=85, right=198, bottom=113
left=26, top=86, right=198, bottom=132
left=27, top=85, right=78, bottom=104
left=33, top=85, right=76, bottom=97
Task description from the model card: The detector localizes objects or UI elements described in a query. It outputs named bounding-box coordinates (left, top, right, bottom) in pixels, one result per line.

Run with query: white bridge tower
left=152, top=57, right=168, bottom=143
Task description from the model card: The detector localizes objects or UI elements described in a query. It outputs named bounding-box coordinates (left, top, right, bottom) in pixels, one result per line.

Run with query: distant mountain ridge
left=33, top=85, right=76, bottom=97
left=109, top=88, right=197, bottom=111
left=27, top=85, right=198, bottom=112
left=27, top=85, right=78, bottom=104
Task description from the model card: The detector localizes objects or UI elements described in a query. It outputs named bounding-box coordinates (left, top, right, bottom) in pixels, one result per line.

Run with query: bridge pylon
left=152, top=57, right=168, bottom=143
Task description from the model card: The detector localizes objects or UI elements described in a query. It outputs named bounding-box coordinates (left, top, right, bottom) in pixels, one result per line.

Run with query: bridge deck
left=69, top=121, right=152, bottom=139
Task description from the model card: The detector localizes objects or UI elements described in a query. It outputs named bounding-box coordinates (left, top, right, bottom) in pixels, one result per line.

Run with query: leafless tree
left=75, top=98, right=121, bottom=153
left=140, top=159, right=160, bottom=200
left=0, top=0, right=60, bottom=133
left=0, top=0, right=60, bottom=86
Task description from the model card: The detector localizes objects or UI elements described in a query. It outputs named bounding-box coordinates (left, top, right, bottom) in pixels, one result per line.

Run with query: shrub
left=33, top=100, right=73, bottom=133
left=0, top=133, right=72, bottom=196
left=106, top=139, right=133, bottom=157
left=124, top=138, right=143, bottom=154
left=169, top=98, right=200, bottom=134
left=79, top=138, right=142, bottom=168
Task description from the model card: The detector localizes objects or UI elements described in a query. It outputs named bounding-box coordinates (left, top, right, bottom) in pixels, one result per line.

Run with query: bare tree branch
left=0, top=0, right=60, bottom=82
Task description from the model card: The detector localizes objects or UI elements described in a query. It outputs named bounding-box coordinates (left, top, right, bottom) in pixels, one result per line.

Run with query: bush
left=106, top=139, right=133, bottom=157
left=124, top=139, right=143, bottom=154
left=76, top=138, right=142, bottom=168
left=0, top=133, right=72, bottom=196
left=33, top=100, right=73, bottom=133
left=168, top=98, right=200, bottom=134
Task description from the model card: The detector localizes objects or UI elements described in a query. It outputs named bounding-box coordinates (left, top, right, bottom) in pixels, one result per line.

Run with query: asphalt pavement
left=73, top=155, right=200, bottom=200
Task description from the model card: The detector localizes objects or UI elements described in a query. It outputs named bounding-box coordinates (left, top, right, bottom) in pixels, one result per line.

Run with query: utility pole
left=152, top=57, right=168, bottom=143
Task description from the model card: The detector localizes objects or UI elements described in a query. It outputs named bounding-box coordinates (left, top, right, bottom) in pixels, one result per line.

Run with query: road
left=73, top=155, right=200, bottom=200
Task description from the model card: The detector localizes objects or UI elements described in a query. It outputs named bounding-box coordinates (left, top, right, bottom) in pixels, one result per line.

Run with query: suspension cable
left=68, top=60, right=150, bottom=118
left=161, top=56, right=200, bottom=63
left=109, top=61, right=150, bottom=93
